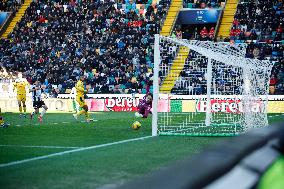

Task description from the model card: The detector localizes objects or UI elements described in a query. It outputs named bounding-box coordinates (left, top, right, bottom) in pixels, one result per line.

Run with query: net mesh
left=156, top=36, right=274, bottom=136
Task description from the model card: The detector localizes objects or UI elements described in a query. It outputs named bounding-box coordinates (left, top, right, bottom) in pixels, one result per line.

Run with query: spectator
left=200, top=27, right=208, bottom=40
left=269, top=75, right=277, bottom=94
left=209, top=27, right=215, bottom=39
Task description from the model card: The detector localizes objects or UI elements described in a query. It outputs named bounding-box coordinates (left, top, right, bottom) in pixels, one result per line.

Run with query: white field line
left=268, top=114, right=284, bottom=118
left=14, top=120, right=98, bottom=127
left=0, top=136, right=153, bottom=168
left=0, top=145, right=80, bottom=149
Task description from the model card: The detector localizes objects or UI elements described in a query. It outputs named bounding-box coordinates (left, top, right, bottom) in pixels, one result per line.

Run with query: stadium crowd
left=0, top=0, right=283, bottom=95
left=230, top=0, right=283, bottom=41
left=246, top=42, right=284, bottom=95
left=0, top=0, right=23, bottom=12
left=172, top=42, right=284, bottom=95
left=230, top=0, right=283, bottom=95
left=172, top=0, right=283, bottom=95
left=0, top=0, right=170, bottom=94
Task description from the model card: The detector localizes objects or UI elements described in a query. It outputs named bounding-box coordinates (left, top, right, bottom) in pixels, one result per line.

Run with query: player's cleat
left=135, top=112, right=143, bottom=118
left=23, top=114, right=27, bottom=118
left=73, top=114, right=78, bottom=120
left=1, top=123, right=10, bottom=128
left=30, top=113, right=33, bottom=119
left=19, top=113, right=22, bottom=118
left=86, top=118, right=94, bottom=123
left=38, top=116, right=43, bottom=123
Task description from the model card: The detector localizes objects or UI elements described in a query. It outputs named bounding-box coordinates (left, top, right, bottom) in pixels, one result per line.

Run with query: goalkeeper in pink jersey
left=135, top=85, right=153, bottom=118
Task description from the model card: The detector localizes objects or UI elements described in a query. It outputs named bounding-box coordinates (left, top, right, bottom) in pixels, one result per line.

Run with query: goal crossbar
left=159, top=36, right=272, bottom=70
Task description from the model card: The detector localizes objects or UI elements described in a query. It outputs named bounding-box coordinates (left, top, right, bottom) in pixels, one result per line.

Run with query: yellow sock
left=23, top=106, right=26, bottom=113
left=19, top=106, right=22, bottom=113
left=85, top=111, right=90, bottom=119
left=77, top=110, right=86, bottom=116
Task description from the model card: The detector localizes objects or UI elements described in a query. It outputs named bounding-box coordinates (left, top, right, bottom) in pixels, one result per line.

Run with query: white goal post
left=152, top=34, right=274, bottom=136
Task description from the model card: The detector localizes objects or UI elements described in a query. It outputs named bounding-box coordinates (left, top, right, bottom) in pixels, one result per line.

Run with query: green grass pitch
left=0, top=112, right=283, bottom=189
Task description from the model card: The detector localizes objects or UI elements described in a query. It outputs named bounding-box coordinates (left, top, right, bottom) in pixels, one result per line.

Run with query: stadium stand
left=170, top=0, right=283, bottom=95
left=227, top=0, right=283, bottom=95
left=0, top=0, right=283, bottom=95
left=230, top=0, right=283, bottom=41
left=0, top=0, right=171, bottom=94
left=0, top=0, right=23, bottom=12
left=230, top=0, right=283, bottom=95
left=216, top=0, right=238, bottom=38
left=171, top=41, right=283, bottom=95
left=1, top=0, right=33, bottom=39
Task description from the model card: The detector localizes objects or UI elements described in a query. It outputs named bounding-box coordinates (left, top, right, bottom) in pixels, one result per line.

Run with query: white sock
left=41, top=109, right=46, bottom=117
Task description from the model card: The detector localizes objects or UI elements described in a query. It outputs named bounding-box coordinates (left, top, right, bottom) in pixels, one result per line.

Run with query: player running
left=13, top=72, right=29, bottom=117
left=135, top=85, right=153, bottom=118
left=30, top=80, right=48, bottom=123
left=72, top=76, right=92, bottom=122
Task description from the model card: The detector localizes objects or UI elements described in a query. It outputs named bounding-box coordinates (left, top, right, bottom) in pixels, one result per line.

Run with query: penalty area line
left=0, top=136, right=153, bottom=168
left=0, top=144, right=80, bottom=149
left=12, top=120, right=98, bottom=127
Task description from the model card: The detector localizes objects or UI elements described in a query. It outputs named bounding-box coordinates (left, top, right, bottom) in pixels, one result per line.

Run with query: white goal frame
left=152, top=34, right=274, bottom=136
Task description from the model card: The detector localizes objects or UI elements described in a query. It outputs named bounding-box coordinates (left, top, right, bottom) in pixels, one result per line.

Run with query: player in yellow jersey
left=13, top=72, right=29, bottom=117
left=72, top=76, right=92, bottom=122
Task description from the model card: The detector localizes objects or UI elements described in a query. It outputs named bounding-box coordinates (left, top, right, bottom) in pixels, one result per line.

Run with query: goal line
left=0, top=136, right=152, bottom=168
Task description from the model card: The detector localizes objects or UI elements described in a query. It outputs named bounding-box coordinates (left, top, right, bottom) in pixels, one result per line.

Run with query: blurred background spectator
left=0, top=0, right=23, bottom=12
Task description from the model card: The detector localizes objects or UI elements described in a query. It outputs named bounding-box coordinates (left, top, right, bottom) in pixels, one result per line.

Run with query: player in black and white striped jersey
left=30, top=80, right=48, bottom=123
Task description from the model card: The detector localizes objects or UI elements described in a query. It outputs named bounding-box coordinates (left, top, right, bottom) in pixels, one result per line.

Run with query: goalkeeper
left=135, top=85, right=153, bottom=118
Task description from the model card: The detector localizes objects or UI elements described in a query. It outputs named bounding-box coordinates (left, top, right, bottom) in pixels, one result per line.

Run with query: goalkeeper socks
left=19, top=106, right=22, bottom=113
left=77, top=110, right=86, bottom=116
left=23, top=105, right=26, bottom=113
left=41, top=109, right=46, bottom=117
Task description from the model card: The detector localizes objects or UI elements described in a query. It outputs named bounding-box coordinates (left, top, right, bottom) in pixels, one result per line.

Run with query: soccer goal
left=152, top=34, right=274, bottom=136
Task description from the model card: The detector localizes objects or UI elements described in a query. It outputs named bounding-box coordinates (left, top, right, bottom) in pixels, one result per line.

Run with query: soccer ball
left=132, top=121, right=141, bottom=130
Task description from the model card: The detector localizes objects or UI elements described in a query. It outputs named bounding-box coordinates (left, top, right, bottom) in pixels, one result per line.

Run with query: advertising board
left=1, top=95, right=283, bottom=113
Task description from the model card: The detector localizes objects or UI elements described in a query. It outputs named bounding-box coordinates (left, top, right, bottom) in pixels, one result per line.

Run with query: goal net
left=152, top=35, right=274, bottom=136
